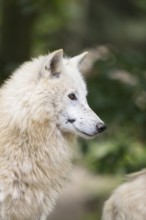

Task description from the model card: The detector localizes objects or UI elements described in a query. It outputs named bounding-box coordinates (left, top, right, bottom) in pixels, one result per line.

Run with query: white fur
left=102, top=169, right=146, bottom=220
left=0, top=49, right=105, bottom=220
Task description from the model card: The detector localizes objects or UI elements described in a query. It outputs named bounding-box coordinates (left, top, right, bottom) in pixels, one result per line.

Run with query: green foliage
left=82, top=213, right=99, bottom=220
left=82, top=52, right=146, bottom=174
left=83, top=135, right=146, bottom=174
left=87, top=49, right=146, bottom=141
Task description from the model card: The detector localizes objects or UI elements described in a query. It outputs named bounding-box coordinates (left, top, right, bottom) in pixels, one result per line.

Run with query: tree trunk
left=0, top=0, right=37, bottom=82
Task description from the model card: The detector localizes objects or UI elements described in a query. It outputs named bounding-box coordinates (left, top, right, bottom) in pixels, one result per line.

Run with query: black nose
left=97, top=123, right=107, bottom=133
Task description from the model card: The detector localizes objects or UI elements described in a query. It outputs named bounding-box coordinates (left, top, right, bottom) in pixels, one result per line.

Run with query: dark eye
left=68, top=93, right=77, bottom=100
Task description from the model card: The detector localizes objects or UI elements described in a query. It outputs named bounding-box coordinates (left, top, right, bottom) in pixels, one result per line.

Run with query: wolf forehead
left=11, top=49, right=88, bottom=92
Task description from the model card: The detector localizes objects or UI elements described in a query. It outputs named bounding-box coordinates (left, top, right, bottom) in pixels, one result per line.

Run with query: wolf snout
left=68, top=119, right=76, bottom=123
left=96, top=123, right=107, bottom=133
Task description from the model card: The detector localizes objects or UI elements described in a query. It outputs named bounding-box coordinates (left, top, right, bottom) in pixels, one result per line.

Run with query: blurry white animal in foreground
left=102, top=169, right=146, bottom=220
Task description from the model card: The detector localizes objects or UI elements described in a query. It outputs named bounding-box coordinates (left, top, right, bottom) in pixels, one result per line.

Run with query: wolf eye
left=68, top=93, right=77, bottom=100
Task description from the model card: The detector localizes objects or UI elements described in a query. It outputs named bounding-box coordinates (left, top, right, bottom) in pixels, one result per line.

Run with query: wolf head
left=3, top=49, right=106, bottom=139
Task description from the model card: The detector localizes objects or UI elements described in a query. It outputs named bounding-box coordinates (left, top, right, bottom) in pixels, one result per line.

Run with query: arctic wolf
left=0, top=49, right=106, bottom=220
left=102, top=169, right=146, bottom=220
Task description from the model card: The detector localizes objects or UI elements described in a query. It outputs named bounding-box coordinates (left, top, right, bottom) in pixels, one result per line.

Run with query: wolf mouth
left=74, top=126, right=97, bottom=137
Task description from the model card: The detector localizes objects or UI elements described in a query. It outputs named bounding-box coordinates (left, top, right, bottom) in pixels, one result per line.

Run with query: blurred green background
left=0, top=0, right=146, bottom=219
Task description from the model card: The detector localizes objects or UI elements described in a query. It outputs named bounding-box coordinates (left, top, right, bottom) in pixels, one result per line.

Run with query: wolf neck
left=1, top=114, right=74, bottom=161
left=25, top=119, right=75, bottom=150
left=18, top=119, right=74, bottom=159
left=0, top=118, right=74, bottom=190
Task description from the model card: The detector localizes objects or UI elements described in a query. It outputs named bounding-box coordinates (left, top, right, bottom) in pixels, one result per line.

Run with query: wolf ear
left=70, top=52, right=88, bottom=69
left=44, top=49, right=63, bottom=78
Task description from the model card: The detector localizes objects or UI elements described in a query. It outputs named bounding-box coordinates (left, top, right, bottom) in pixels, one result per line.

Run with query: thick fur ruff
left=102, top=169, right=146, bottom=220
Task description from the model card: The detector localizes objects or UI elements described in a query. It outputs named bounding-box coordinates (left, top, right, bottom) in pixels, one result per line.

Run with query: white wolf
left=102, top=169, right=146, bottom=220
left=0, top=49, right=106, bottom=220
